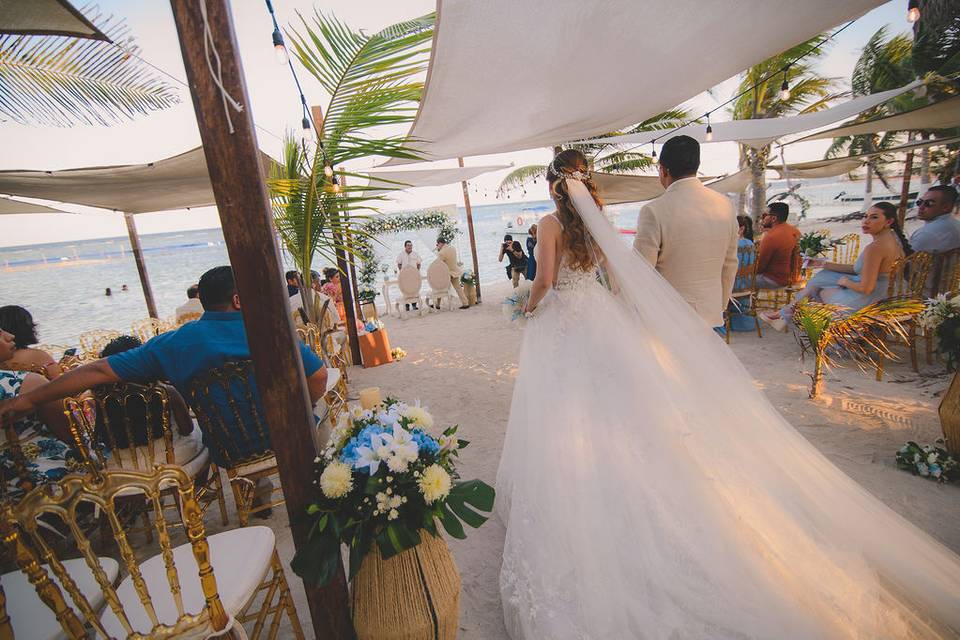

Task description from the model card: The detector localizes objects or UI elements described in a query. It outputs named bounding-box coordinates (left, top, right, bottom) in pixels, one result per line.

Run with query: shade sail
left=363, top=164, right=510, bottom=196
left=793, top=96, right=960, bottom=143
left=575, top=81, right=922, bottom=149
left=387, top=0, right=886, bottom=164
left=705, top=169, right=753, bottom=194
left=0, top=0, right=110, bottom=40
left=594, top=173, right=666, bottom=205
left=774, top=135, right=960, bottom=178
left=0, top=196, right=70, bottom=215
left=0, top=147, right=276, bottom=214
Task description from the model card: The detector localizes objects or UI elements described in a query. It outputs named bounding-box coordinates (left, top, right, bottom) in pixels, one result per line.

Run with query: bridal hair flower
left=548, top=156, right=591, bottom=182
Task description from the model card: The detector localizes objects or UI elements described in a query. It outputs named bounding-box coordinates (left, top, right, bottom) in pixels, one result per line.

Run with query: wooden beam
left=167, top=2, right=352, bottom=637
left=458, top=157, right=482, bottom=302
left=123, top=212, right=159, bottom=318
left=898, top=134, right=916, bottom=228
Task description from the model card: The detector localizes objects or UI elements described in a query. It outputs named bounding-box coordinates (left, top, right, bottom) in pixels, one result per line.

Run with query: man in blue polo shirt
left=0, top=266, right=328, bottom=467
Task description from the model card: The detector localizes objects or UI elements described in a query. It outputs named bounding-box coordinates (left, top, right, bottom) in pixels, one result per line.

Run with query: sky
left=0, top=0, right=908, bottom=247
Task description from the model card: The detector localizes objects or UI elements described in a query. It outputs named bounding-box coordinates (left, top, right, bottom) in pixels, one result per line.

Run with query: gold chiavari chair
left=875, top=251, right=933, bottom=381
left=186, top=361, right=285, bottom=527
left=754, top=244, right=804, bottom=311
left=175, top=312, right=202, bottom=327
left=0, top=416, right=36, bottom=500
left=724, top=244, right=762, bottom=343
left=831, top=233, right=861, bottom=265
left=130, top=318, right=172, bottom=344
left=77, top=330, right=121, bottom=360
left=0, top=465, right=304, bottom=639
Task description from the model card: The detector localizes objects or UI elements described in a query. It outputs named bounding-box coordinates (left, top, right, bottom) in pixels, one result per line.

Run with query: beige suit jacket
left=436, top=244, right=463, bottom=278
left=633, top=177, right=739, bottom=327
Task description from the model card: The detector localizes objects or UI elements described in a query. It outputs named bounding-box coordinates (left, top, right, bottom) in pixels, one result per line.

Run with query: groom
left=633, top=135, right=739, bottom=330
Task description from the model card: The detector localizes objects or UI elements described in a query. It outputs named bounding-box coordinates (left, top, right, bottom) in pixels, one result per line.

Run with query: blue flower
left=340, top=424, right=387, bottom=467
left=929, top=463, right=943, bottom=478
left=410, top=429, right=439, bottom=456
left=916, top=462, right=930, bottom=476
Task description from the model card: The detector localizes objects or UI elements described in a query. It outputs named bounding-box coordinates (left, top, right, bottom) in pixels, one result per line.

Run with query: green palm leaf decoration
left=0, top=4, right=179, bottom=127
left=793, top=297, right=924, bottom=398
left=268, top=11, right=434, bottom=323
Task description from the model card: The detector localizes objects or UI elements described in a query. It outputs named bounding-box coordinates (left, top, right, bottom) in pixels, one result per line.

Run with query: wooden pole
left=339, top=169, right=364, bottom=323
left=123, top=212, right=159, bottom=318
left=167, top=2, right=352, bottom=637
left=897, top=132, right=917, bottom=228
left=332, top=169, right=363, bottom=363
left=458, top=157, right=482, bottom=302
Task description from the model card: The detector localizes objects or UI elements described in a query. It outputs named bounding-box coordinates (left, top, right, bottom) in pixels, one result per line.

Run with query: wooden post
left=897, top=132, right=916, bottom=228
left=458, top=157, right=482, bottom=302
left=123, top=212, right=159, bottom=318
left=333, top=169, right=363, bottom=363
left=167, top=2, right=353, bottom=638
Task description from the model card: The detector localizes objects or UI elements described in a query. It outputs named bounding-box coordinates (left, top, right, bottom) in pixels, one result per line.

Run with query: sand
left=266, top=213, right=960, bottom=639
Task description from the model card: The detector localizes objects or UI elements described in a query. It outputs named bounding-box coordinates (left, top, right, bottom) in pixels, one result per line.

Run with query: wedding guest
left=0, top=266, right=328, bottom=470
left=396, top=240, right=422, bottom=272
left=728, top=216, right=757, bottom=332
left=0, top=305, right=61, bottom=379
left=508, top=241, right=528, bottom=288
left=760, top=202, right=908, bottom=332
left=909, top=186, right=960, bottom=254
left=755, top=202, right=800, bottom=289
left=321, top=267, right=346, bottom=320
left=121, top=284, right=129, bottom=292
left=175, top=284, right=203, bottom=323
left=436, top=237, right=470, bottom=309
left=105, top=287, right=112, bottom=297
left=498, top=234, right=515, bottom=280
left=526, top=224, right=538, bottom=281
left=0, top=329, right=75, bottom=494
left=285, top=270, right=301, bottom=297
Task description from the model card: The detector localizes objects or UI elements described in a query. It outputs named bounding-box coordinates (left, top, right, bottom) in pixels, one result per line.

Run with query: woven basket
left=351, top=532, right=461, bottom=640
left=939, top=370, right=960, bottom=454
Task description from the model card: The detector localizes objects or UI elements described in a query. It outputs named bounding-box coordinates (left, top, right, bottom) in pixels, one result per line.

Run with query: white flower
left=388, top=508, right=399, bottom=521
left=927, top=452, right=939, bottom=465
left=319, top=461, right=354, bottom=499
left=355, top=433, right=386, bottom=475
left=389, top=495, right=403, bottom=509
left=386, top=455, right=409, bottom=473
left=418, top=464, right=451, bottom=504
left=913, top=452, right=921, bottom=463
left=438, top=435, right=458, bottom=454
left=403, top=403, right=434, bottom=429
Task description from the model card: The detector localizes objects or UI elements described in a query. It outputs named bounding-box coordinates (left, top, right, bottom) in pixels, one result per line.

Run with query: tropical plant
left=268, top=10, right=435, bottom=322
left=730, top=35, right=840, bottom=222
left=0, top=4, right=179, bottom=127
left=496, top=109, right=689, bottom=197
left=792, top=298, right=924, bottom=398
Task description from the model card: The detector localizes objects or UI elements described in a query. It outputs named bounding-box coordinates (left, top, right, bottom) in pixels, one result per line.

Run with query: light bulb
left=705, top=124, right=714, bottom=142
left=324, top=164, right=334, bottom=178
left=272, top=28, right=288, bottom=65
left=779, top=79, right=790, bottom=101
left=907, top=1, right=920, bottom=23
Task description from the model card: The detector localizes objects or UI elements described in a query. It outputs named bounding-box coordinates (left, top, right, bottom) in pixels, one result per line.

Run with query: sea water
left=0, top=177, right=888, bottom=347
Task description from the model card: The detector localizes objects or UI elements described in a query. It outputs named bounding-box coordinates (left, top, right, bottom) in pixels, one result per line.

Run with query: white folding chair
left=426, top=260, right=454, bottom=312
left=395, top=266, right=425, bottom=319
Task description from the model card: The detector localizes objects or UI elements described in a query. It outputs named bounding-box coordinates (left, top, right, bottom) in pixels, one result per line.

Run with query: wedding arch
left=356, top=206, right=460, bottom=292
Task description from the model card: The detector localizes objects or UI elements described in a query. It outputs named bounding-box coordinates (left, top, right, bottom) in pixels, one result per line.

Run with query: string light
left=651, top=141, right=657, bottom=159
left=704, top=113, right=714, bottom=142
left=324, top=164, right=334, bottom=178
left=272, top=27, right=288, bottom=65
left=778, top=67, right=791, bottom=101
left=907, top=0, right=920, bottom=23
left=301, top=115, right=313, bottom=141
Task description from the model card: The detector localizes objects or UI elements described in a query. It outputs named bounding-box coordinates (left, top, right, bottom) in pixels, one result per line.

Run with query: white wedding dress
left=496, top=180, right=960, bottom=639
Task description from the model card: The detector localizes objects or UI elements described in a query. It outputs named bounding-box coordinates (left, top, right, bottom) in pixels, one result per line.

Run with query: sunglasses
left=916, top=198, right=938, bottom=208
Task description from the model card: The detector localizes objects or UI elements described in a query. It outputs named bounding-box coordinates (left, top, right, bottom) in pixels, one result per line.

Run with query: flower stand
left=358, top=329, right=394, bottom=368
left=463, top=283, right=477, bottom=306
left=351, top=533, right=461, bottom=640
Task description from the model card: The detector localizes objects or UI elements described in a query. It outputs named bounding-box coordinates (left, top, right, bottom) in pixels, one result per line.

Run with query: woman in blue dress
left=761, top=202, right=909, bottom=331
left=729, top=216, right=757, bottom=332
left=526, top=224, right=538, bottom=281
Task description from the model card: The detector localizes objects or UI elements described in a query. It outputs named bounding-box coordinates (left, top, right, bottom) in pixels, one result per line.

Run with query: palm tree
left=268, top=10, right=434, bottom=322
left=825, top=27, right=917, bottom=210
left=0, top=7, right=178, bottom=127
left=496, top=109, right=689, bottom=196
left=730, top=36, right=839, bottom=222
left=793, top=298, right=923, bottom=398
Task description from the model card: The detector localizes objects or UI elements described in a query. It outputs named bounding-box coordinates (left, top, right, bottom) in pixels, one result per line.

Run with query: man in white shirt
left=396, top=240, right=422, bottom=271
left=910, top=186, right=960, bottom=254
left=174, top=284, right=203, bottom=323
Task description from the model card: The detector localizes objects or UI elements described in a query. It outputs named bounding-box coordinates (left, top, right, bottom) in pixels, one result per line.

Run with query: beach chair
left=831, top=233, right=861, bottom=265
left=724, top=244, right=762, bottom=343
left=874, top=251, right=932, bottom=381
left=0, top=465, right=304, bottom=639
left=395, top=266, right=425, bottom=319
left=426, top=260, right=455, bottom=312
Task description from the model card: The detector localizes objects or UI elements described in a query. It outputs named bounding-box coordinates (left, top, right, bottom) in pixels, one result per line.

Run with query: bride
left=496, top=149, right=960, bottom=639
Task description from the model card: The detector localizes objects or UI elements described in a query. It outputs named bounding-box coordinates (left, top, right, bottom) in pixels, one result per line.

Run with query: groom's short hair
left=659, top=135, right=700, bottom=179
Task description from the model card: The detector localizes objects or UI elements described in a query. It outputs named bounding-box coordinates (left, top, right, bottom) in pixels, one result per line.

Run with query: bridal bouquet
left=502, top=280, right=532, bottom=325
left=291, top=398, right=494, bottom=586
left=896, top=440, right=958, bottom=483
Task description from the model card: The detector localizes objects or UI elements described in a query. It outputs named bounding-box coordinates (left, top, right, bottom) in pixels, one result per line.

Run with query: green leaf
left=376, top=521, right=422, bottom=560
left=438, top=503, right=465, bottom=539
left=290, top=526, right=341, bottom=586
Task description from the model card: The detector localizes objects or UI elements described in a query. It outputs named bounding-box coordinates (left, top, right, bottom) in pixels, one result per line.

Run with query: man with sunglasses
left=909, top=185, right=960, bottom=254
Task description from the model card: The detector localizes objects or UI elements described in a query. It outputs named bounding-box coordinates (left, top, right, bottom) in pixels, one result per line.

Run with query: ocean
left=0, top=176, right=894, bottom=347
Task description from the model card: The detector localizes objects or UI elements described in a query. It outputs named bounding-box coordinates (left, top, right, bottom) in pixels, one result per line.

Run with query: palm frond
left=497, top=165, right=547, bottom=197
left=0, top=4, right=179, bottom=127
left=595, top=152, right=655, bottom=174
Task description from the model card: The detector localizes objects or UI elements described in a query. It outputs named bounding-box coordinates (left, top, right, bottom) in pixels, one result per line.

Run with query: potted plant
left=292, top=398, right=493, bottom=639
left=460, top=271, right=477, bottom=305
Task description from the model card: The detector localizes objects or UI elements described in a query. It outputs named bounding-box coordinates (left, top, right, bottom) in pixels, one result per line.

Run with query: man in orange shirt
left=755, top=202, right=800, bottom=289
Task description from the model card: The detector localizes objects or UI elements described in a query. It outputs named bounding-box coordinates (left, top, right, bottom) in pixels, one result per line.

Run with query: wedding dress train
left=496, top=180, right=960, bottom=639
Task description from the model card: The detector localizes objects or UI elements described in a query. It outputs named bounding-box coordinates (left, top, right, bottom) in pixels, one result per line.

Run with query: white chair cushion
left=325, top=367, right=341, bottom=395
left=100, top=526, right=275, bottom=637
left=5, top=557, right=120, bottom=640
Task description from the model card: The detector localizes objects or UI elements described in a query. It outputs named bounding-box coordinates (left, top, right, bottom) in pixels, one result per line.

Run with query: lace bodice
left=554, top=261, right=597, bottom=291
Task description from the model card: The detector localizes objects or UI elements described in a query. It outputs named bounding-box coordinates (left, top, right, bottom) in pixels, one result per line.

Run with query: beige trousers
left=450, top=276, right=469, bottom=306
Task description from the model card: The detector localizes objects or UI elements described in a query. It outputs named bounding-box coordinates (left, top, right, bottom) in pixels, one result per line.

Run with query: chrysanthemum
left=418, top=464, right=451, bottom=504
left=319, top=461, right=354, bottom=499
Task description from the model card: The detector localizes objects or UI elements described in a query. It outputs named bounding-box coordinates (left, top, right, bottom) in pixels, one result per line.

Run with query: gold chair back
left=732, top=244, right=759, bottom=294
left=886, top=251, right=933, bottom=299
left=831, top=233, right=861, bottom=265
left=928, top=247, right=960, bottom=298
left=78, top=330, right=121, bottom=359
left=0, top=466, right=232, bottom=639
left=175, top=312, right=202, bottom=327
left=296, top=323, right=325, bottom=360
left=1, top=416, right=35, bottom=498
left=131, top=318, right=171, bottom=343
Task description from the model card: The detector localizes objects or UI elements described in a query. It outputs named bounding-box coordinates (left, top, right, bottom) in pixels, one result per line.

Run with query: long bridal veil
left=496, top=178, right=960, bottom=638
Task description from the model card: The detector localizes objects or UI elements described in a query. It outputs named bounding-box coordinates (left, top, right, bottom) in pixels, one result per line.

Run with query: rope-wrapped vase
left=351, top=533, right=461, bottom=640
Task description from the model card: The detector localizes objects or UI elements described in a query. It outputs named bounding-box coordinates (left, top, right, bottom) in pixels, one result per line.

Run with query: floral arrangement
left=502, top=280, right=532, bottom=325
left=363, top=318, right=386, bottom=333
left=460, top=270, right=476, bottom=286
left=291, top=398, right=494, bottom=586
left=798, top=230, right=842, bottom=258
left=390, top=347, right=407, bottom=361
left=919, top=294, right=960, bottom=370
left=357, top=289, right=379, bottom=304
left=356, top=209, right=461, bottom=289
left=896, top=440, right=958, bottom=482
